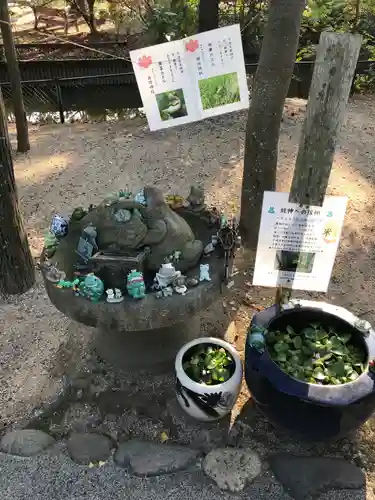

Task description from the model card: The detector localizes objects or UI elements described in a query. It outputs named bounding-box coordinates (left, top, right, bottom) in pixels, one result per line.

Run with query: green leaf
left=301, top=327, right=316, bottom=338
left=327, top=359, right=346, bottom=377
left=348, top=371, right=359, bottom=381
left=319, top=352, right=333, bottom=362
left=313, top=367, right=325, bottom=380
left=315, top=329, right=329, bottom=341
left=276, top=353, right=287, bottom=362
left=293, top=336, right=302, bottom=349
left=302, top=345, right=313, bottom=355
left=286, top=325, right=295, bottom=335
left=338, top=333, right=352, bottom=344
left=310, top=323, right=320, bottom=329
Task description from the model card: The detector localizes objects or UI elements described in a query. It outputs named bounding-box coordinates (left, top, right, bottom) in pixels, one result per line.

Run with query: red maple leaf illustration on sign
left=185, top=39, right=199, bottom=53
left=138, top=55, right=152, bottom=69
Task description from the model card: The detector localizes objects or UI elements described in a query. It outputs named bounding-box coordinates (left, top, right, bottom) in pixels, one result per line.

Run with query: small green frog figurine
left=127, top=270, right=146, bottom=299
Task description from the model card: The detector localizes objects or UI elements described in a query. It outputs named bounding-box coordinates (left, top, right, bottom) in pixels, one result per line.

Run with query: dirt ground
left=1, top=96, right=375, bottom=489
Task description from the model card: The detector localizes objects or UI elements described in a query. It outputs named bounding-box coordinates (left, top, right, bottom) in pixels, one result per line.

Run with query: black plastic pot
left=245, top=300, right=375, bottom=440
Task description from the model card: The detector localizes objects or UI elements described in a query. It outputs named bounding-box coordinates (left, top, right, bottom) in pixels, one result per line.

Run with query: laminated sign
left=130, top=25, right=249, bottom=131
left=253, top=192, right=348, bottom=292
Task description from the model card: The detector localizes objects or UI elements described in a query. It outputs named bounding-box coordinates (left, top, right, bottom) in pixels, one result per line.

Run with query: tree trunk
left=354, top=0, right=361, bottom=27
left=0, top=89, right=34, bottom=295
left=0, top=1, right=30, bottom=153
left=198, top=0, right=219, bottom=33
left=70, top=0, right=97, bottom=34
left=239, top=0, right=305, bottom=249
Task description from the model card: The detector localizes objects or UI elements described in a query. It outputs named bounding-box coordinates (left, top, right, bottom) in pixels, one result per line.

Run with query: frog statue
left=79, top=186, right=204, bottom=273
left=127, top=270, right=146, bottom=299
left=80, top=274, right=104, bottom=303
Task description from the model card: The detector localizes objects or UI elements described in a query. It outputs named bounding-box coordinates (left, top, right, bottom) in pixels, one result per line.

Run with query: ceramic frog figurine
left=44, top=231, right=59, bottom=257
left=127, top=270, right=146, bottom=299
left=81, top=273, right=104, bottom=302
left=248, top=325, right=267, bottom=353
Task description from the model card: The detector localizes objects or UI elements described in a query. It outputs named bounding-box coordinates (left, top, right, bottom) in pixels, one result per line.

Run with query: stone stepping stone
left=203, top=448, right=262, bottom=492
left=0, top=429, right=55, bottom=457
left=269, top=454, right=366, bottom=500
left=114, top=440, right=200, bottom=476
left=67, top=433, right=112, bottom=465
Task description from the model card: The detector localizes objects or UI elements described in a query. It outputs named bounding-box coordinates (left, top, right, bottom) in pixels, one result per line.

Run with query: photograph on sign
left=130, top=25, right=249, bottom=131
left=252, top=192, right=348, bottom=292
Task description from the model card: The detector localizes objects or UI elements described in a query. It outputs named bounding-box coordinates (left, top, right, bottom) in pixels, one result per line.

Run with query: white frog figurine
left=199, top=263, right=211, bottom=282
left=155, top=263, right=181, bottom=288
left=106, top=288, right=124, bottom=303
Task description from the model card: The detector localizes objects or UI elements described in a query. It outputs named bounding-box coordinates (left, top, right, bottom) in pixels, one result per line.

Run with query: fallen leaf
left=160, top=432, right=169, bottom=443
left=242, top=296, right=265, bottom=311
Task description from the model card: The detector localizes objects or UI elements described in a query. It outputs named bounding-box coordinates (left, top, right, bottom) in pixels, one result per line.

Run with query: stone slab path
left=0, top=435, right=368, bottom=500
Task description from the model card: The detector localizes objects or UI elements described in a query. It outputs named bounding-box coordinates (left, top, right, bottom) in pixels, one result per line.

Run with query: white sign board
left=130, top=25, right=249, bottom=131
left=253, top=192, right=348, bottom=292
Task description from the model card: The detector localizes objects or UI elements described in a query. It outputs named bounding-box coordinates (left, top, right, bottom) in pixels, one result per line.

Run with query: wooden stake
left=289, top=32, right=362, bottom=206
left=278, top=32, right=361, bottom=303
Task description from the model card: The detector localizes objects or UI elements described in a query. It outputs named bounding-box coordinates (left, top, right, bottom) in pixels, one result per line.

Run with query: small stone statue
left=156, top=286, right=173, bottom=298
left=44, top=231, right=59, bottom=258
left=83, top=225, right=98, bottom=251
left=211, top=235, right=219, bottom=246
left=127, top=270, right=146, bottom=299
left=155, top=263, right=181, bottom=288
left=173, top=275, right=187, bottom=295
left=81, top=274, right=104, bottom=303
left=104, top=192, right=120, bottom=207
left=199, top=263, right=211, bottom=282
left=204, top=242, right=215, bottom=255
left=186, top=186, right=206, bottom=212
left=50, top=214, right=69, bottom=238
left=186, top=277, right=199, bottom=288
left=106, top=288, right=124, bottom=303
left=134, top=188, right=147, bottom=206
left=42, top=261, right=66, bottom=283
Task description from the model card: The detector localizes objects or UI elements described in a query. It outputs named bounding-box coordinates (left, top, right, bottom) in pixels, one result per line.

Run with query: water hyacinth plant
left=266, top=323, right=367, bottom=385
left=183, top=344, right=234, bottom=385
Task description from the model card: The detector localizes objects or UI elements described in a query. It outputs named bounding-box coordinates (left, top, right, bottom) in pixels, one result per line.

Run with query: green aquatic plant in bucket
left=266, top=322, right=367, bottom=385
left=182, top=344, right=235, bottom=385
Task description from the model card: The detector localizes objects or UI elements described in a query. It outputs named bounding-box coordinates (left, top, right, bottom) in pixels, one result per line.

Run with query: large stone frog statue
left=79, top=186, right=203, bottom=272
left=127, top=270, right=146, bottom=299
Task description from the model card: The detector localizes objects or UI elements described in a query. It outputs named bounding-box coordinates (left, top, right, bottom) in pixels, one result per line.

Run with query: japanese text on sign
left=130, top=25, right=249, bottom=131
left=252, top=192, right=348, bottom=292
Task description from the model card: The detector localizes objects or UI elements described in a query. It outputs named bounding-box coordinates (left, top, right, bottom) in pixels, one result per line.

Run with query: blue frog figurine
left=50, top=214, right=69, bottom=238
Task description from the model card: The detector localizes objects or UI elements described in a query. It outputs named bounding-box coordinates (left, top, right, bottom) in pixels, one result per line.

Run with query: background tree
left=67, top=0, right=98, bottom=33
left=240, top=0, right=306, bottom=248
left=0, top=89, right=34, bottom=295
left=198, top=0, right=219, bottom=32
left=0, top=0, right=30, bottom=153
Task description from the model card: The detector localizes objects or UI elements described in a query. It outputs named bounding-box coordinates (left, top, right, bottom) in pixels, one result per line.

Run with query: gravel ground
left=1, top=96, right=375, bottom=479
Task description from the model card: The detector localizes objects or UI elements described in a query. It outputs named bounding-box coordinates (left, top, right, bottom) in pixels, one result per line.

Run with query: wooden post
left=289, top=32, right=362, bottom=206
left=0, top=1, right=30, bottom=153
left=0, top=88, right=34, bottom=295
left=276, top=32, right=361, bottom=305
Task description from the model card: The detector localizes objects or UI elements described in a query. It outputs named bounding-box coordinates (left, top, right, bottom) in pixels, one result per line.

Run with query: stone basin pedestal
left=43, top=260, right=222, bottom=374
